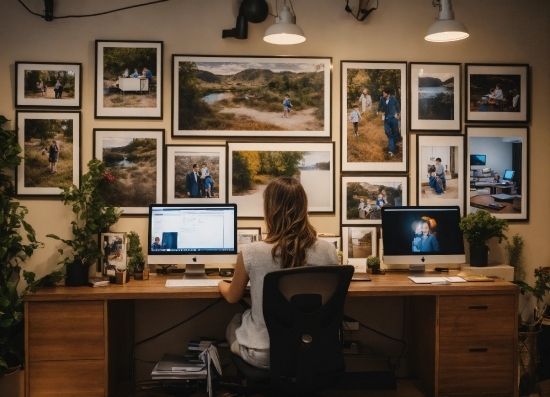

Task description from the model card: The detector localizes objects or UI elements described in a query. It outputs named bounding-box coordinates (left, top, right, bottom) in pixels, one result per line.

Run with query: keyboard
left=165, top=279, right=224, bottom=287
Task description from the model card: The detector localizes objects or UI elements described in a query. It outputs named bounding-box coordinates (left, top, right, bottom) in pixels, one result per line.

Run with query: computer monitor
left=381, top=206, right=465, bottom=272
left=503, top=169, right=515, bottom=181
left=147, top=203, right=238, bottom=278
left=470, top=154, right=486, bottom=166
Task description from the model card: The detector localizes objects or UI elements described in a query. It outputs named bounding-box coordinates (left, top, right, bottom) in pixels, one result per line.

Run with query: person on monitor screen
left=151, top=237, right=161, bottom=250
left=412, top=219, right=439, bottom=253
left=218, top=176, right=338, bottom=369
left=185, top=164, right=202, bottom=198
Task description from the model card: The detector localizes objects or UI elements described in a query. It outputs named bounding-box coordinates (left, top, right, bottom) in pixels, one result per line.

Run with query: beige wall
left=1, top=0, right=549, bottom=287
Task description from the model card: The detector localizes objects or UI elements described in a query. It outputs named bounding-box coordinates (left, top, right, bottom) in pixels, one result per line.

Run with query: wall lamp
left=222, top=0, right=269, bottom=39
left=425, top=0, right=468, bottom=42
left=263, top=0, right=305, bottom=45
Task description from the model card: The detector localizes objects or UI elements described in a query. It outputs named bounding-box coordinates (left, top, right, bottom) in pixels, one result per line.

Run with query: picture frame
left=16, top=111, right=81, bottom=196
left=15, top=62, right=82, bottom=108
left=165, top=144, right=227, bottom=204
left=341, top=61, right=407, bottom=172
left=237, top=227, right=262, bottom=253
left=465, top=63, right=529, bottom=123
left=317, top=236, right=341, bottom=251
left=172, top=55, right=332, bottom=138
left=228, top=141, right=335, bottom=218
left=93, top=129, right=164, bottom=215
left=95, top=40, right=162, bottom=119
left=409, top=62, right=461, bottom=131
left=341, top=176, right=408, bottom=225
left=100, top=232, right=127, bottom=276
left=342, top=226, right=377, bottom=273
left=466, top=126, right=529, bottom=221
left=416, top=134, right=466, bottom=215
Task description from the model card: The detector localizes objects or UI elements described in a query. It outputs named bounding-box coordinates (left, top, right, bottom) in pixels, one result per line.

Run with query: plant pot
left=469, top=245, right=489, bottom=267
left=65, top=260, right=89, bottom=286
left=0, top=367, right=24, bottom=397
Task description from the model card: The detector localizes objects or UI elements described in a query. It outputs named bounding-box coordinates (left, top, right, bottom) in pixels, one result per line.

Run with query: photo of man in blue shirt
left=376, top=87, right=401, bottom=158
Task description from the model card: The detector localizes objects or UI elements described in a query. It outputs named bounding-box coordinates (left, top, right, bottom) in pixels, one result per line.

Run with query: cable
left=17, top=0, right=169, bottom=20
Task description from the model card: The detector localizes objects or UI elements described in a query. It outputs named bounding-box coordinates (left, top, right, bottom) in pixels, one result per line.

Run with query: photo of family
left=100, top=232, right=127, bottom=276
left=341, top=61, right=407, bottom=172
left=172, top=56, right=331, bottom=137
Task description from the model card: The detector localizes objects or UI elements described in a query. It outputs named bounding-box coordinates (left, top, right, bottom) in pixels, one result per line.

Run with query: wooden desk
left=470, top=193, right=519, bottom=214
left=24, top=272, right=519, bottom=397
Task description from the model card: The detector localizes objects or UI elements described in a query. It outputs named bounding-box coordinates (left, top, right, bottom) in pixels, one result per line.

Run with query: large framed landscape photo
left=228, top=141, right=335, bottom=218
left=16, top=62, right=82, bottom=108
left=409, top=62, right=461, bottom=131
left=93, top=129, right=164, bottom=215
left=95, top=40, right=162, bottom=119
left=465, top=63, right=529, bottom=123
left=341, top=61, right=407, bottom=172
left=165, top=144, right=227, bottom=204
left=16, top=111, right=80, bottom=196
left=172, top=55, right=331, bottom=138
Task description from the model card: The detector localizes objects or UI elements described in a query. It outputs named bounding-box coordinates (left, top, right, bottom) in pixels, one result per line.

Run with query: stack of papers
left=408, top=276, right=467, bottom=284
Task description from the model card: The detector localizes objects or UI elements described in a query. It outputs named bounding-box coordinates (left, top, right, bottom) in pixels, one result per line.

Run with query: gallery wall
left=0, top=0, right=549, bottom=288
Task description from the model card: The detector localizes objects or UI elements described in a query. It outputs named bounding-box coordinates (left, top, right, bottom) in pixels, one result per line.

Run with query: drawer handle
left=468, top=305, right=488, bottom=310
left=469, top=348, right=488, bottom=353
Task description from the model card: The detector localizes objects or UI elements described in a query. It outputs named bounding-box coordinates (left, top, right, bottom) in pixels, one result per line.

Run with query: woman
left=48, top=140, right=59, bottom=173
left=359, top=88, right=372, bottom=113
left=412, top=219, right=439, bottom=253
left=219, top=176, right=338, bottom=369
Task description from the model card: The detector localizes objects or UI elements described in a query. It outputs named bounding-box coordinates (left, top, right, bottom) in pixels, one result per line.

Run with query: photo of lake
left=417, top=72, right=455, bottom=120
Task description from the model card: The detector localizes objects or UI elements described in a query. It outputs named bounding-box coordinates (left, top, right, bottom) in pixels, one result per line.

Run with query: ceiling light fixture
left=264, top=0, right=305, bottom=45
left=425, top=0, right=468, bottom=42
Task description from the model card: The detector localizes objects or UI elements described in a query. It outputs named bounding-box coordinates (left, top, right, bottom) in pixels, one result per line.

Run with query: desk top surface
left=24, top=270, right=519, bottom=302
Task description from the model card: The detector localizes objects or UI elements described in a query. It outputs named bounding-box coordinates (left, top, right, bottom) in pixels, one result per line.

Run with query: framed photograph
left=228, top=141, right=335, bottom=218
left=409, top=62, right=461, bottom=131
left=100, top=232, right=127, bottom=276
left=467, top=126, right=528, bottom=221
left=341, top=61, right=407, bottom=172
left=341, top=176, right=408, bottom=225
left=16, top=111, right=80, bottom=196
left=416, top=134, right=465, bottom=215
left=93, top=129, right=164, bottom=215
left=95, top=40, right=162, bottom=119
left=165, top=144, right=227, bottom=204
left=317, top=236, right=341, bottom=251
left=15, top=62, right=82, bottom=108
left=342, top=226, right=377, bottom=273
left=465, top=63, right=529, bottom=123
left=172, top=55, right=331, bottom=138
left=237, top=227, right=262, bottom=253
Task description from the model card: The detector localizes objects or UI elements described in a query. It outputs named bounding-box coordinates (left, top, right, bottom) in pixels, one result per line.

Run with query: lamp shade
left=425, top=19, right=469, bottom=42
left=263, top=6, right=306, bottom=45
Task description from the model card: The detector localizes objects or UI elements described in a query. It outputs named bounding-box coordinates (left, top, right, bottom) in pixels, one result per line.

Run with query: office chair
left=225, top=265, right=354, bottom=396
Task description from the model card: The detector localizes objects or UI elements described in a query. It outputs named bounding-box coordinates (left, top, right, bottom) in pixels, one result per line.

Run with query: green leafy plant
left=366, top=256, right=380, bottom=268
left=515, top=267, right=550, bottom=331
left=47, top=158, right=122, bottom=267
left=0, top=116, right=63, bottom=377
left=458, top=210, right=508, bottom=247
left=506, top=233, right=525, bottom=282
left=126, top=231, right=146, bottom=275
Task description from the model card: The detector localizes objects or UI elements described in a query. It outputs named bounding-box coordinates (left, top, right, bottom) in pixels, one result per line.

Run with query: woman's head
left=263, top=176, right=317, bottom=268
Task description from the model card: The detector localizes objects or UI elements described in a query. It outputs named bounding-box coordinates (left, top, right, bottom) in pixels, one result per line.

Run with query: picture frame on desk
left=341, top=61, right=407, bottom=172
left=341, top=175, right=408, bottom=225
left=100, top=232, right=127, bottom=276
left=416, top=134, right=465, bottom=215
left=172, top=55, right=332, bottom=138
left=409, top=62, right=461, bottom=132
left=465, top=63, right=529, bottom=123
left=342, top=226, right=376, bottom=273
left=237, top=227, right=262, bottom=253
left=165, top=144, right=227, bottom=203
left=227, top=141, right=335, bottom=218
left=95, top=40, right=163, bottom=119
left=93, top=129, right=164, bottom=215
left=317, top=236, right=341, bottom=251
left=16, top=111, right=81, bottom=197
left=467, top=126, right=529, bottom=221
left=15, top=61, right=82, bottom=108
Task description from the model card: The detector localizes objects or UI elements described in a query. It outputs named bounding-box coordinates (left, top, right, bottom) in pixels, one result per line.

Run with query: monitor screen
left=381, top=206, right=465, bottom=270
left=503, top=169, right=515, bottom=181
left=147, top=203, right=238, bottom=268
left=470, top=154, right=486, bottom=166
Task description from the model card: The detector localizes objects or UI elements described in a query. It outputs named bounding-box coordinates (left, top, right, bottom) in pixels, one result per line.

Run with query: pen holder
left=115, top=270, right=127, bottom=285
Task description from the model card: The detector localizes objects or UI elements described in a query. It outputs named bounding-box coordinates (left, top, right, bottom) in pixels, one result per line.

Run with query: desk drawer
left=439, top=295, right=515, bottom=337
left=439, top=335, right=514, bottom=395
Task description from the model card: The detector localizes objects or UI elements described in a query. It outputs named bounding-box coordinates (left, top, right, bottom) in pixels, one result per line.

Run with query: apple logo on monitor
left=421, top=257, right=425, bottom=263
left=192, top=257, right=197, bottom=262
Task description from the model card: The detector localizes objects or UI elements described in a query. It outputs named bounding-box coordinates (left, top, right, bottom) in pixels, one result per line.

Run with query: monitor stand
left=409, top=264, right=425, bottom=272
left=183, top=263, right=208, bottom=279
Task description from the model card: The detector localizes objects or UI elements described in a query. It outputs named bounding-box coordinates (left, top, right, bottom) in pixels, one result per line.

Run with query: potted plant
left=47, top=158, right=122, bottom=286
left=366, top=255, right=381, bottom=274
left=127, top=231, right=148, bottom=280
left=506, top=233, right=526, bottom=282
left=0, top=116, right=63, bottom=378
left=458, top=210, right=508, bottom=267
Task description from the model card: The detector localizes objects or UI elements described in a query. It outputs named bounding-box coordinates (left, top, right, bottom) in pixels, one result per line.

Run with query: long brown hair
left=262, top=176, right=317, bottom=268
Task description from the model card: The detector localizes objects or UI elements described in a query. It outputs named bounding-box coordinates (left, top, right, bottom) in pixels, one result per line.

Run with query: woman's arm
left=218, top=252, right=249, bottom=304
